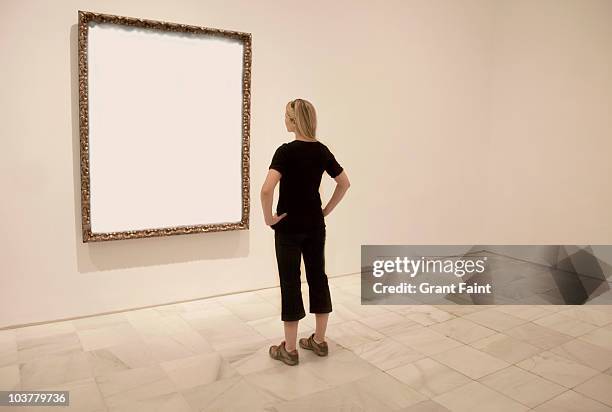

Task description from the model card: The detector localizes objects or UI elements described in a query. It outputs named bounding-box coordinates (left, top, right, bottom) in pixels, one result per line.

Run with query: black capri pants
left=274, top=226, right=333, bottom=321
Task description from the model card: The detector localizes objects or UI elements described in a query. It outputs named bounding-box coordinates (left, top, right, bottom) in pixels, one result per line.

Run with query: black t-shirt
left=268, top=140, right=344, bottom=233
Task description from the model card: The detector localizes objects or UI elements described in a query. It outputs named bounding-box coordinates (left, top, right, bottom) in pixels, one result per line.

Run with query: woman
left=260, top=98, right=351, bottom=366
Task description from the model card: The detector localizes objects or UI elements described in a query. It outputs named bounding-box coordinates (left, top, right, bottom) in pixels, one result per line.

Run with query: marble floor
left=1, top=274, right=612, bottom=411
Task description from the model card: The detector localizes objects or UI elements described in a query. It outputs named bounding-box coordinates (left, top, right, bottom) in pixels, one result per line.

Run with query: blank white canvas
left=87, top=22, right=245, bottom=233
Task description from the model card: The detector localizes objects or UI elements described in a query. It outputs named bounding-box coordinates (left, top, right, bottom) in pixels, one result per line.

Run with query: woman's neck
left=294, top=134, right=318, bottom=142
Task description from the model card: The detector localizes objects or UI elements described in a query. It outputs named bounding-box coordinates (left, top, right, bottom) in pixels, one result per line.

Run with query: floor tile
left=479, top=365, right=566, bottom=407
left=341, top=300, right=391, bottom=318
left=268, top=370, right=426, bottom=411
left=30, top=377, right=106, bottom=412
left=494, top=305, right=554, bottom=321
left=429, top=317, right=497, bottom=344
left=160, top=351, right=238, bottom=391
left=434, top=381, right=529, bottom=412
left=128, top=313, right=195, bottom=339
left=95, top=364, right=178, bottom=408
left=17, top=332, right=83, bottom=364
left=352, top=337, right=425, bottom=370
left=215, top=334, right=272, bottom=366
left=247, top=315, right=300, bottom=340
left=243, top=362, right=331, bottom=401
left=141, top=331, right=214, bottom=363
left=533, top=389, right=612, bottom=412
left=504, top=322, right=573, bottom=349
left=220, top=297, right=279, bottom=322
left=463, top=308, right=526, bottom=331
left=393, top=327, right=464, bottom=356
left=470, top=332, right=542, bottom=364
left=356, top=311, right=422, bottom=337
left=321, top=303, right=361, bottom=325
left=387, top=358, right=472, bottom=397
left=0, top=364, right=20, bottom=391
left=72, top=313, right=128, bottom=331
left=19, top=349, right=94, bottom=390
left=226, top=340, right=284, bottom=376
left=533, top=312, right=598, bottom=337
left=516, top=351, right=599, bottom=388
left=574, top=373, right=612, bottom=407
left=550, top=338, right=612, bottom=372
left=434, top=305, right=486, bottom=317
left=15, top=321, right=76, bottom=341
left=181, top=375, right=280, bottom=411
left=301, top=348, right=379, bottom=386
left=558, top=306, right=612, bottom=327
left=394, top=306, right=456, bottom=326
left=578, top=327, right=612, bottom=350
left=431, top=345, right=510, bottom=379
left=107, top=391, right=192, bottom=412
left=399, top=400, right=452, bottom=411
left=86, top=339, right=159, bottom=376
left=77, top=322, right=142, bottom=352
left=325, top=320, right=385, bottom=350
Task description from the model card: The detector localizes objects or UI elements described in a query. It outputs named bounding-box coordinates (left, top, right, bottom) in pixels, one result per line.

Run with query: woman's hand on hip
left=266, top=213, right=287, bottom=226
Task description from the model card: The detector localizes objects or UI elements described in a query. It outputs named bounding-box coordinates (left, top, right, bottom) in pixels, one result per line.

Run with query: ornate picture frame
left=77, top=10, right=252, bottom=242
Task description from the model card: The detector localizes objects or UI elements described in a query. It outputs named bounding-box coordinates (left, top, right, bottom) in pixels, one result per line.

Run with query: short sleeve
left=325, top=147, right=344, bottom=178
left=269, top=144, right=288, bottom=175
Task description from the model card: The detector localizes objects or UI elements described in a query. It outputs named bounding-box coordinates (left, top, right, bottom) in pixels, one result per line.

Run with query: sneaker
left=269, top=341, right=299, bottom=366
left=299, top=333, right=329, bottom=356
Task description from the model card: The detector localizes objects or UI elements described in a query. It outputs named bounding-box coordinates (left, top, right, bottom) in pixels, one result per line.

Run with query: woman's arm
left=261, top=169, right=287, bottom=226
left=323, top=170, right=350, bottom=217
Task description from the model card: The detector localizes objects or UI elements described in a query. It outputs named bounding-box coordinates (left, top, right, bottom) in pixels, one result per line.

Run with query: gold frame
left=77, top=10, right=251, bottom=242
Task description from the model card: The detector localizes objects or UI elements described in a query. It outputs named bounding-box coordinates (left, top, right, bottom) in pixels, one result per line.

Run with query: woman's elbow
left=260, top=186, right=274, bottom=197
left=337, top=175, right=350, bottom=188
left=333, top=171, right=350, bottom=187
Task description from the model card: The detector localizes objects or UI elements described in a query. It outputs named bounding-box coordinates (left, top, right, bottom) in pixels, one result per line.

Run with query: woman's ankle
left=313, top=334, right=325, bottom=344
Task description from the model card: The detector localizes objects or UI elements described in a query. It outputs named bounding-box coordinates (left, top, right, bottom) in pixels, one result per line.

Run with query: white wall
left=484, top=0, right=612, bottom=243
left=2, top=0, right=611, bottom=329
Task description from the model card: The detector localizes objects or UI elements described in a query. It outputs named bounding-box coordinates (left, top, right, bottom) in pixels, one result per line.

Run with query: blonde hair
left=289, top=98, right=317, bottom=139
